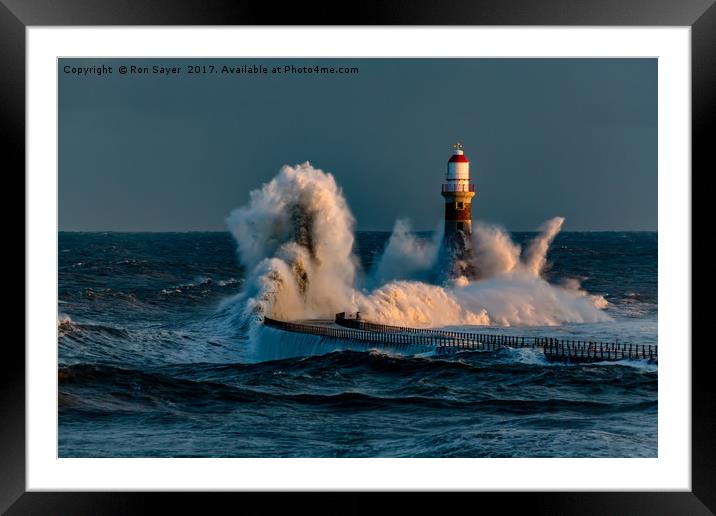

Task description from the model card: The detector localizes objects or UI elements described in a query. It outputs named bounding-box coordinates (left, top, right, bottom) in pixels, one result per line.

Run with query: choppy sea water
left=58, top=231, right=657, bottom=457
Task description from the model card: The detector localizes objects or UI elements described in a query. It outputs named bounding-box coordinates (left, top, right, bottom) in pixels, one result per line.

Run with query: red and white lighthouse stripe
left=446, top=143, right=470, bottom=188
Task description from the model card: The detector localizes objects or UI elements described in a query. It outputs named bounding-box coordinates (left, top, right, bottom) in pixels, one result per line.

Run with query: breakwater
left=261, top=313, right=657, bottom=363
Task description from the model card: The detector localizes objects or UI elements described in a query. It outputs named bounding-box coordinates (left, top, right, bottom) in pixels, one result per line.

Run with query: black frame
left=4, top=1, right=712, bottom=513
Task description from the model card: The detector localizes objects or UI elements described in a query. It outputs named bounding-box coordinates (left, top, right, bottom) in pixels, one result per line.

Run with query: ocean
left=58, top=230, right=657, bottom=458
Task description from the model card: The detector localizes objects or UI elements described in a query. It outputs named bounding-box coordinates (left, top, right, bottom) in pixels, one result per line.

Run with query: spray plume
left=226, top=162, right=358, bottom=321
left=371, top=219, right=443, bottom=286
left=226, top=163, right=609, bottom=328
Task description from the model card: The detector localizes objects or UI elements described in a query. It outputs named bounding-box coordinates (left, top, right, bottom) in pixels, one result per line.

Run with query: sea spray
left=226, top=163, right=609, bottom=330
left=469, top=217, right=564, bottom=279
left=353, top=216, right=609, bottom=327
left=226, top=162, right=359, bottom=320
left=355, top=281, right=491, bottom=327
left=521, top=217, right=565, bottom=277
left=353, top=271, right=609, bottom=328
left=370, top=219, right=443, bottom=286
left=470, top=222, right=522, bottom=278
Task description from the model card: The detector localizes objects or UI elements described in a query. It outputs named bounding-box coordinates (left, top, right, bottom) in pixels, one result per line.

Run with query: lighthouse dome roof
left=448, top=154, right=469, bottom=163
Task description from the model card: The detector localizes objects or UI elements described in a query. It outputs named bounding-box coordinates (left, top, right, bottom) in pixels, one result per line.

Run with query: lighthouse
left=442, top=142, right=475, bottom=239
left=438, top=142, right=476, bottom=279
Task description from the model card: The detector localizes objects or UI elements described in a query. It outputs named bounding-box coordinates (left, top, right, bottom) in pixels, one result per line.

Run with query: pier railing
left=262, top=314, right=657, bottom=363
left=335, top=312, right=657, bottom=362
left=337, top=311, right=490, bottom=338
left=335, top=312, right=656, bottom=362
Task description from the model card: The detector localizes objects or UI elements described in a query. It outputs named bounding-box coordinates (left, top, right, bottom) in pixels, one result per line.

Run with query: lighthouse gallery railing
left=441, top=183, right=475, bottom=193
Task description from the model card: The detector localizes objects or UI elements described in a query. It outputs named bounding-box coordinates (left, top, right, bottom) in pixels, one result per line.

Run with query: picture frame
left=4, top=0, right=711, bottom=513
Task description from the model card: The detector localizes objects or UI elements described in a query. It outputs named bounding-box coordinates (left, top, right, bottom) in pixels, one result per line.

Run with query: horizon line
left=57, top=228, right=659, bottom=233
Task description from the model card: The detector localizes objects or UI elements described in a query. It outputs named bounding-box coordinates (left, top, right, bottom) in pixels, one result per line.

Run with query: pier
left=261, top=313, right=657, bottom=364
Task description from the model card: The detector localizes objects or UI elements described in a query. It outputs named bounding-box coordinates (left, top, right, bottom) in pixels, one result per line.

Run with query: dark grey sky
left=59, top=58, right=656, bottom=231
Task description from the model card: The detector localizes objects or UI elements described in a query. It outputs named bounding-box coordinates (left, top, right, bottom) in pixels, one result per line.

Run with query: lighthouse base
left=437, top=226, right=476, bottom=282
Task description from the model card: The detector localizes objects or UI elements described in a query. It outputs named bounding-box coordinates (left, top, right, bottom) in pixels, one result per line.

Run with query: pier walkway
left=262, top=312, right=657, bottom=364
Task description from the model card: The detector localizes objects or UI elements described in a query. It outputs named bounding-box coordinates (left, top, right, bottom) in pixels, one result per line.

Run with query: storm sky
left=59, top=58, right=657, bottom=231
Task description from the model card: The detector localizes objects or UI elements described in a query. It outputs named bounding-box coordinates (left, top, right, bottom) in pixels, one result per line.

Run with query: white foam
left=223, top=163, right=611, bottom=337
